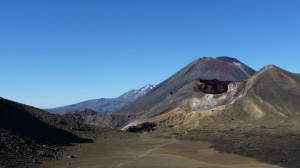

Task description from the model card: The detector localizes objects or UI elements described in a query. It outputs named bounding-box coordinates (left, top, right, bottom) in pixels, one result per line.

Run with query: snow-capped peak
left=136, top=84, right=156, bottom=96
left=119, top=84, right=156, bottom=100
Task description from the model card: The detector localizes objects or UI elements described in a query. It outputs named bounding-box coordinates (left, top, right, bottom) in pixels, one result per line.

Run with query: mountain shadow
left=0, top=97, right=93, bottom=146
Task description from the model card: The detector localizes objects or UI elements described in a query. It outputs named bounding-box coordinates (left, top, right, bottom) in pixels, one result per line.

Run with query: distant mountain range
left=46, top=84, right=156, bottom=114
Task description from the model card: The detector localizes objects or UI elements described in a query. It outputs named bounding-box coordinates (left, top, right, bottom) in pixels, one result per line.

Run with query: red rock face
left=216, top=83, right=227, bottom=93
left=211, top=58, right=231, bottom=71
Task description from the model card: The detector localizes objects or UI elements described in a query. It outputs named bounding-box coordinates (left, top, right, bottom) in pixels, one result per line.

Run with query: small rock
left=67, top=155, right=75, bottom=158
left=32, top=158, right=39, bottom=163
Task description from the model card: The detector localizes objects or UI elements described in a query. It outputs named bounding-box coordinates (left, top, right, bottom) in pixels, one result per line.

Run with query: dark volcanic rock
left=0, top=98, right=92, bottom=146
left=0, top=97, right=97, bottom=167
left=0, top=128, right=60, bottom=167
left=194, top=79, right=231, bottom=94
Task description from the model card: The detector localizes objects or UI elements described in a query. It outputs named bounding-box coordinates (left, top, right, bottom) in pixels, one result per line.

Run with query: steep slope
left=47, top=84, right=155, bottom=114
left=117, top=56, right=255, bottom=117
left=0, top=97, right=93, bottom=144
left=0, top=97, right=109, bottom=167
left=206, top=64, right=300, bottom=123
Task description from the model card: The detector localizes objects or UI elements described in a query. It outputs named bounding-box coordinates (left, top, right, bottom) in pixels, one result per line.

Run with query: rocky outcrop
left=194, top=79, right=231, bottom=94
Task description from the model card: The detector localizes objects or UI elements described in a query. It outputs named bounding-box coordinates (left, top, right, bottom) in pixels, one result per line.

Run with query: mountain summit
left=117, top=56, right=255, bottom=115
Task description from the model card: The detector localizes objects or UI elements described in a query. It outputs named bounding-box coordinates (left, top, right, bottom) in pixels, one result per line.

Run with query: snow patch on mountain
left=233, top=61, right=251, bottom=76
left=120, top=84, right=156, bottom=99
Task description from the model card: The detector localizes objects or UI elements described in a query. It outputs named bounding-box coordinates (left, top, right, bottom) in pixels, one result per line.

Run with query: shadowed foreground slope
left=0, top=97, right=104, bottom=167
left=0, top=98, right=92, bottom=145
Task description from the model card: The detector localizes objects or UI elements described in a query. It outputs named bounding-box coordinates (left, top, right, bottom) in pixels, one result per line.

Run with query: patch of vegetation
left=127, top=122, right=157, bottom=132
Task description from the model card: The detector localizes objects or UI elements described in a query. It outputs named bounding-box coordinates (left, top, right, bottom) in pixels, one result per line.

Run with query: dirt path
left=116, top=138, right=176, bottom=168
left=41, top=137, right=281, bottom=168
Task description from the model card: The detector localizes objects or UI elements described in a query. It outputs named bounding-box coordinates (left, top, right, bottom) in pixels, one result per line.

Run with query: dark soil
left=0, top=97, right=124, bottom=167
left=180, top=128, right=300, bottom=168
left=0, top=128, right=61, bottom=167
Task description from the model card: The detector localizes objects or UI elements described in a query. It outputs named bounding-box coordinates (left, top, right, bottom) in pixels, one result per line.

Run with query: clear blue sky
left=1, top=0, right=300, bottom=108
